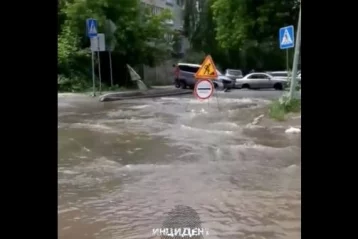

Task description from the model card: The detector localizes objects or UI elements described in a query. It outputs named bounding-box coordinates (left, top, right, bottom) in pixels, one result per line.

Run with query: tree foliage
left=183, top=0, right=299, bottom=71
left=58, top=0, right=174, bottom=90
left=58, top=0, right=301, bottom=91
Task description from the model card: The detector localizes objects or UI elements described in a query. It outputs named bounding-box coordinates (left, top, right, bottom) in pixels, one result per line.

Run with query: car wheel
left=180, top=80, right=187, bottom=89
left=273, top=83, right=283, bottom=90
left=242, top=84, right=250, bottom=89
left=174, top=81, right=180, bottom=88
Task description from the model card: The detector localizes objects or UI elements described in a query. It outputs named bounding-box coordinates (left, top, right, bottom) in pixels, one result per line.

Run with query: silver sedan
left=235, top=73, right=288, bottom=90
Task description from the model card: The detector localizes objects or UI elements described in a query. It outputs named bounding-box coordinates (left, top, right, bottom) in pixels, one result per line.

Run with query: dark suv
left=173, top=63, right=234, bottom=90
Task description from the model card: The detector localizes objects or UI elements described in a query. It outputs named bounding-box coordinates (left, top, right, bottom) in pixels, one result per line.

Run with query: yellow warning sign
left=194, top=55, right=218, bottom=79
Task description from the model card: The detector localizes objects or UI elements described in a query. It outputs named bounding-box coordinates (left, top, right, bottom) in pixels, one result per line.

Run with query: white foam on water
left=223, top=142, right=298, bottom=153
left=285, top=127, right=301, bottom=134
left=160, top=97, right=179, bottom=101
left=69, top=123, right=114, bottom=132
left=160, top=97, right=269, bottom=106
left=128, top=105, right=150, bottom=109
left=245, top=124, right=265, bottom=129
left=284, top=164, right=300, bottom=172
left=62, top=170, right=80, bottom=175
left=60, top=157, right=174, bottom=180
left=97, top=118, right=143, bottom=124
left=189, top=97, right=261, bottom=105
left=58, top=207, right=79, bottom=215
left=180, top=124, right=234, bottom=135
left=211, top=121, right=242, bottom=130
left=107, top=110, right=142, bottom=118
left=123, top=163, right=172, bottom=172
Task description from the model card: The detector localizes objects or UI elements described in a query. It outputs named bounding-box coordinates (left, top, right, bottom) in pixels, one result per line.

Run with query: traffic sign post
left=91, top=34, right=105, bottom=94
left=194, top=79, right=214, bottom=100
left=86, top=19, right=98, bottom=38
left=105, top=19, right=117, bottom=87
left=279, top=25, right=295, bottom=86
left=86, top=18, right=98, bottom=96
left=194, top=55, right=218, bottom=80
left=194, top=55, right=221, bottom=109
left=279, top=25, right=294, bottom=50
left=289, top=5, right=301, bottom=100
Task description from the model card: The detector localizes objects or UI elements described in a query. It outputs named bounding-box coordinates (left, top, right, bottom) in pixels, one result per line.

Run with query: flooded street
left=58, top=92, right=301, bottom=239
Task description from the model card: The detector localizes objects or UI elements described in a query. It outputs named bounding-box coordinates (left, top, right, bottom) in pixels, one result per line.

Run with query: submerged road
left=58, top=89, right=301, bottom=239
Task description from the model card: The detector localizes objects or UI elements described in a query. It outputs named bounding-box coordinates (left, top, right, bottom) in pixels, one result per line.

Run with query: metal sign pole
left=289, top=4, right=301, bottom=100
left=286, top=49, right=289, bottom=81
left=97, top=36, right=102, bottom=93
left=109, top=51, right=113, bottom=87
left=91, top=51, right=96, bottom=97
left=87, top=18, right=98, bottom=97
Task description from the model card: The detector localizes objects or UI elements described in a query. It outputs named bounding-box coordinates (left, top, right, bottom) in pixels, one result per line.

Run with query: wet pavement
left=58, top=90, right=301, bottom=239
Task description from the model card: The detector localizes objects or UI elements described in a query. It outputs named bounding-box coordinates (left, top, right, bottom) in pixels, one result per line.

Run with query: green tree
left=211, top=0, right=299, bottom=70
left=183, top=0, right=227, bottom=68
left=58, top=0, right=174, bottom=90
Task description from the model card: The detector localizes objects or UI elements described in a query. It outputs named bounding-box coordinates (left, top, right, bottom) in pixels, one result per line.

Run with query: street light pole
left=289, top=1, right=301, bottom=100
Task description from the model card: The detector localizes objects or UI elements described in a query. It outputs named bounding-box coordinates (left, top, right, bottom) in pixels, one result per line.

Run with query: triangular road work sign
left=195, top=55, right=218, bottom=79
left=281, top=29, right=293, bottom=45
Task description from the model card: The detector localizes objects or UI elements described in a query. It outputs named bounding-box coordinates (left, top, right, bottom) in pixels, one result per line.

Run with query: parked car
left=224, top=69, right=243, bottom=81
left=268, top=71, right=290, bottom=79
left=235, top=72, right=288, bottom=90
left=268, top=70, right=301, bottom=84
left=173, top=63, right=234, bottom=90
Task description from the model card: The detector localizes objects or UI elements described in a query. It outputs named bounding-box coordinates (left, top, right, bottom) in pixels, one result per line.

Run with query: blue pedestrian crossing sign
left=86, top=18, right=98, bottom=38
left=279, top=25, right=294, bottom=49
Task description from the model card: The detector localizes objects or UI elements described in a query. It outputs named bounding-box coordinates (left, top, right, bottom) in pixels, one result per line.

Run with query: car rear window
left=178, top=65, right=199, bottom=73
left=227, top=70, right=242, bottom=76
left=271, top=72, right=287, bottom=77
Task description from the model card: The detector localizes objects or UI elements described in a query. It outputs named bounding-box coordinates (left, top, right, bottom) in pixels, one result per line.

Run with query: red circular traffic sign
left=194, top=79, right=214, bottom=100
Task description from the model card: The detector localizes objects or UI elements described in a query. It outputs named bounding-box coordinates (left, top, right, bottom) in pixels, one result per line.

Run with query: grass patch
left=269, top=95, right=301, bottom=121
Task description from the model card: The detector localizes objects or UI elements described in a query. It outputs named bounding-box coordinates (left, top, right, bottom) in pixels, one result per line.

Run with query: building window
left=164, top=33, right=173, bottom=42
left=166, top=0, right=174, bottom=5
left=149, top=6, right=163, bottom=15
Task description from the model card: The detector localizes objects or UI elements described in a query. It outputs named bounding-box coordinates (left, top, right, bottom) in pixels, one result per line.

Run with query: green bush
left=269, top=94, right=301, bottom=121
left=58, top=24, right=92, bottom=92
left=58, top=75, right=91, bottom=92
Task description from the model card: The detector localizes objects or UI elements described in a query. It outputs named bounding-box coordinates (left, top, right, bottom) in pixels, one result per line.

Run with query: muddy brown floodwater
left=58, top=93, right=301, bottom=239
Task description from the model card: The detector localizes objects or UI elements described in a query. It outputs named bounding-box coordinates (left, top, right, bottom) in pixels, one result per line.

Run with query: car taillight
left=174, top=66, right=179, bottom=78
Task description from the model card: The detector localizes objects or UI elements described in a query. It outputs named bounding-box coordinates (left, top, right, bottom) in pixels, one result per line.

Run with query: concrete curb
left=99, top=89, right=192, bottom=102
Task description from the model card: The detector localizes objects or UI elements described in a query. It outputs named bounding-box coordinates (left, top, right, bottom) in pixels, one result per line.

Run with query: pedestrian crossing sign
left=194, top=55, right=218, bottom=79
left=86, top=18, right=98, bottom=38
left=279, top=25, right=294, bottom=49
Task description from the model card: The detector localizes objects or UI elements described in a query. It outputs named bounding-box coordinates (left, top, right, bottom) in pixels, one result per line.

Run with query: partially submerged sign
left=194, top=55, right=218, bottom=79
left=126, top=64, right=148, bottom=90
left=194, top=79, right=214, bottom=100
